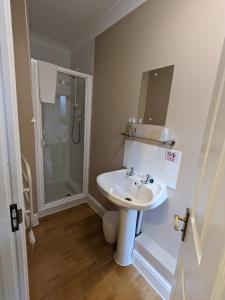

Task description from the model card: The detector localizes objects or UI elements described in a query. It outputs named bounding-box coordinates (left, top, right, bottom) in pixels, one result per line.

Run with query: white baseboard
left=133, top=249, right=172, bottom=300
left=38, top=196, right=86, bottom=218
left=87, top=193, right=106, bottom=217
left=135, top=233, right=177, bottom=286
left=32, top=213, right=39, bottom=227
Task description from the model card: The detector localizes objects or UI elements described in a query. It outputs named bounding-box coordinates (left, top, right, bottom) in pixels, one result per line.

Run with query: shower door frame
left=31, top=60, right=93, bottom=215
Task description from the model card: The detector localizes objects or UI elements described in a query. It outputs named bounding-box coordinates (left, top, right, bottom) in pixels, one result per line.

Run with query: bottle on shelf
left=125, top=117, right=136, bottom=137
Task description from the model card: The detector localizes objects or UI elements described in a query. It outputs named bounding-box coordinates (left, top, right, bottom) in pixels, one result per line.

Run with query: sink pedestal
left=114, top=208, right=137, bottom=266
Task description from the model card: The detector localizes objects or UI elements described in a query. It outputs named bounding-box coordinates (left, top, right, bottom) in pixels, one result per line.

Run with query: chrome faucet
left=144, top=174, right=154, bottom=184
left=127, top=167, right=135, bottom=176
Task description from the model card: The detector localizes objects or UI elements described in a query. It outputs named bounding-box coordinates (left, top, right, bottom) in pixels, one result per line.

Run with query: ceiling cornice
left=72, top=0, right=146, bottom=53
left=30, top=31, right=71, bottom=54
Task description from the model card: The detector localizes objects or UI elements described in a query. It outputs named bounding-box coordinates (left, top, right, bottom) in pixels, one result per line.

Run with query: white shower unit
left=31, top=59, right=92, bottom=214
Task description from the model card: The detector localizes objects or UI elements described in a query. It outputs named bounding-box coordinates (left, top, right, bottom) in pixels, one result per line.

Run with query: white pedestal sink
left=97, top=169, right=168, bottom=266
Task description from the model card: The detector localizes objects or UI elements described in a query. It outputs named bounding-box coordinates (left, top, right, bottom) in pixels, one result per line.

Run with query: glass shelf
left=121, top=132, right=175, bottom=147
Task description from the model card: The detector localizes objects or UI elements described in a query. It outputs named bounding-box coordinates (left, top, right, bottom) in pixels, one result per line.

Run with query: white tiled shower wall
left=42, top=72, right=72, bottom=184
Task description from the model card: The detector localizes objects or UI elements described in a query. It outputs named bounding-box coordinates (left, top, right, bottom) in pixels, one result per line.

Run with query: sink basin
left=97, top=169, right=168, bottom=211
left=97, top=169, right=168, bottom=266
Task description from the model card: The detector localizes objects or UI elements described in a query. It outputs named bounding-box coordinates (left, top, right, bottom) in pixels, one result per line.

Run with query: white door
left=0, top=1, right=29, bottom=299
left=173, top=44, right=225, bottom=300
left=0, top=85, right=20, bottom=300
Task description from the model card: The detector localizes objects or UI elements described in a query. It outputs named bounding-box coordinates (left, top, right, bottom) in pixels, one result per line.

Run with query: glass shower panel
left=42, top=72, right=86, bottom=204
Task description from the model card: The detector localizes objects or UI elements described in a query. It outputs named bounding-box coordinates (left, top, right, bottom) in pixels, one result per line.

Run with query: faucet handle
left=127, top=166, right=135, bottom=176
left=144, top=174, right=154, bottom=184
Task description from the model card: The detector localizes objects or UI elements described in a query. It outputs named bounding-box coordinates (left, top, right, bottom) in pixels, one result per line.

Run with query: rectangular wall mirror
left=138, top=65, right=174, bottom=126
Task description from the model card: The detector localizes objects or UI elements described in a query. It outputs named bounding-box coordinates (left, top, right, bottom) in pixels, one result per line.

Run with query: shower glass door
left=41, top=72, right=86, bottom=204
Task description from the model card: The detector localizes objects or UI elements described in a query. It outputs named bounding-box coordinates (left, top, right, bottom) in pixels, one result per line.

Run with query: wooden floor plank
left=28, top=203, right=161, bottom=300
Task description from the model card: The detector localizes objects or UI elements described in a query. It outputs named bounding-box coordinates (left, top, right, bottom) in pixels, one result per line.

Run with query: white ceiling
left=28, top=0, right=122, bottom=48
left=28, top=0, right=146, bottom=51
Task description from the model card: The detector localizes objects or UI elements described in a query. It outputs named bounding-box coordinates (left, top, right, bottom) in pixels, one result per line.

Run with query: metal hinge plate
left=10, top=204, right=23, bottom=232
left=174, top=208, right=190, bottom=241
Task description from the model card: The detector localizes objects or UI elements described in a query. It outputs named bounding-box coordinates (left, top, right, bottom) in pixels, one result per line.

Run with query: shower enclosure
left=31, top=60, right=92, bottom=213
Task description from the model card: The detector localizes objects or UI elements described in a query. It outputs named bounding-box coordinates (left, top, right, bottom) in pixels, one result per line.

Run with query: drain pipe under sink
left=136, top=211, right=143, bottom=236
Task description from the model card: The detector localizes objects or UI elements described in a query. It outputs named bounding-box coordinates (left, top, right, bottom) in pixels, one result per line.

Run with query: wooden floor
left=28, top=203, right=161, bottom=300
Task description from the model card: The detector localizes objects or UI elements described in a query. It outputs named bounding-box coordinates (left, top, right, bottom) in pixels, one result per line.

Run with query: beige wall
left=72, top=41, right=95, bottom=74
left=89, top=0, right=225, bottom=259
left=11, top=0, right=38, bottom=212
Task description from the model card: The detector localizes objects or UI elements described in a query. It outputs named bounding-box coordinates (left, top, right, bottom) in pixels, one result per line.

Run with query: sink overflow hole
left=125, top=197, right=132, bottom=202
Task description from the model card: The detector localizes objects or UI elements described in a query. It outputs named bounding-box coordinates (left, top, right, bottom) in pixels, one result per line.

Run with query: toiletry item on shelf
left=137, top=118, right=143, bottom=124
left=125, top=118, right=132, bottom=135
left=160, top=127, right=171, bottom=142
left=130, top=117, right=137, bottom=136
left=125, top=117, right=137, bottom=137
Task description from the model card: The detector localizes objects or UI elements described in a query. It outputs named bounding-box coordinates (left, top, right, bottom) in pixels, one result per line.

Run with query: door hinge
left=174, top=208, right=190, bottom=241
left=9, top=204, right=23, bottom=232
